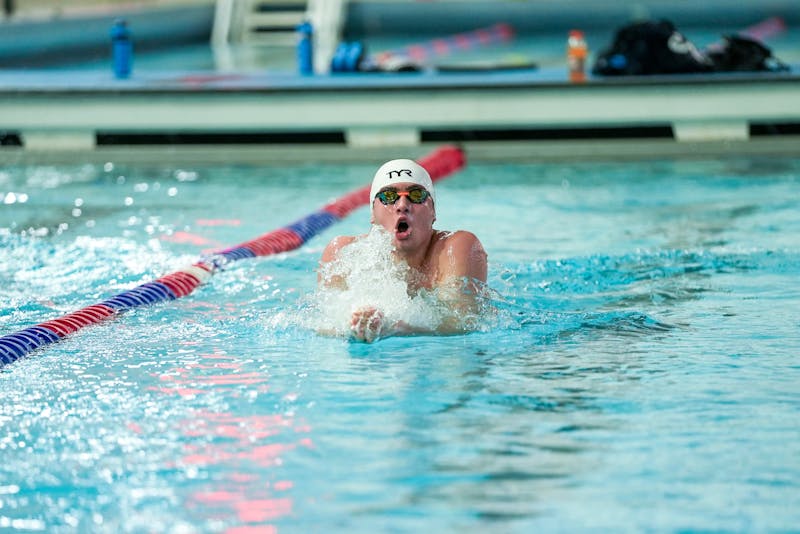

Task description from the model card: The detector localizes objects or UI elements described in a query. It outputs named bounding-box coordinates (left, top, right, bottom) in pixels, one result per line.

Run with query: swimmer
left=318, top=158, right=488, bottom=342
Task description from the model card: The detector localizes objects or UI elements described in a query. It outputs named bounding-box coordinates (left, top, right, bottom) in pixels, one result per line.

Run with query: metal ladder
left=212, top=0, right=346, bottom=73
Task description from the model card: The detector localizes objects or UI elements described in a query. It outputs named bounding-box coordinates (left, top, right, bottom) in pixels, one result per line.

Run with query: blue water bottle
left=111, top=19, right=132, bottom=79
left=296, top=21, right=313, bottom=75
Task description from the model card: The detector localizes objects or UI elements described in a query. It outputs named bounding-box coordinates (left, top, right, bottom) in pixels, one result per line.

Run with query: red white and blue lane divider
left=0, top=145, right=466, bottom=367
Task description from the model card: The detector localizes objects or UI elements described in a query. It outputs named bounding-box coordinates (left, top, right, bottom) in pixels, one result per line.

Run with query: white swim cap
left=370, top=159, right=435, bottom=205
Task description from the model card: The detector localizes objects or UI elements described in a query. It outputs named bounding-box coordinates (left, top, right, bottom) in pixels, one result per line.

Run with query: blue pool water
left=1, top=155, right=799, bottom=532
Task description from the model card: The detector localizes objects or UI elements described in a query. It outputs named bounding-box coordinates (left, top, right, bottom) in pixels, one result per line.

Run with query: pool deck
left=1, top=66, right=799, bottom=162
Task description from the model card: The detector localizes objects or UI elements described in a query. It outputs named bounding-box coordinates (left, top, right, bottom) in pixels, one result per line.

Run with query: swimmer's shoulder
left=321, top=234, right=360, bottom=263
left=432, top=229, right=487, bottom=282
left=435, top=230, right=485, bottom=254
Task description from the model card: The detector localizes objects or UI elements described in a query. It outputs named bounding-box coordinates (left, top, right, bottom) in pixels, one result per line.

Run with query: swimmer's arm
left=388, top=278, right=486, bottom=336
left=350, top=276, right=486, bottom=341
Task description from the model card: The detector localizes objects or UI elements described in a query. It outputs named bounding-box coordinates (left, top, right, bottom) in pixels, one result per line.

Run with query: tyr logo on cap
left=387, top=169, right=414, bottom=179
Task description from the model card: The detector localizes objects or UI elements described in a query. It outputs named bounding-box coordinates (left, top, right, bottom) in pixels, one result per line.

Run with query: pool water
left=1, top=155, right=799, bottom=532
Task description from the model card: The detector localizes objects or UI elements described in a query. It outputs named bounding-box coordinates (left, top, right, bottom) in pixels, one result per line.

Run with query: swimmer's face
left=371, top=182, right=435, bottom=254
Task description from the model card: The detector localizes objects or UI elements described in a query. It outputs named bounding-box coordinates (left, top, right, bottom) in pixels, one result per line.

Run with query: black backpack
left=593, top=20, right=713, bottom=76
left=592, top=19, right=788, bottom=76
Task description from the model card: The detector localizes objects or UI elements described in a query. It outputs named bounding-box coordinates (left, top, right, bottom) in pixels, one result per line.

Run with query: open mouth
left=396, top=220, right=409, bottom=233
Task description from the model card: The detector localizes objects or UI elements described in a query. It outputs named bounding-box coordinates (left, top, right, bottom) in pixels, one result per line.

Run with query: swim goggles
left=375, top=188, right=430, bottom=205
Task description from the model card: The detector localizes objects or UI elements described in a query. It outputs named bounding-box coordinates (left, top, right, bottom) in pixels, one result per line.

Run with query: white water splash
left=303, top=226, right=452, bottom=337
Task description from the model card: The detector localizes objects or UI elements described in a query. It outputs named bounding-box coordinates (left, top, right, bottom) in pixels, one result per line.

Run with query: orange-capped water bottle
left=567, top=29, right=588, bottom=82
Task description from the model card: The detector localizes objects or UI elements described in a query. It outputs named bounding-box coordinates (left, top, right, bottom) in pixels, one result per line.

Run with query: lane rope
left=370, top=23, right=514, bottom=70
left=0, top=145, right=466, bottom=367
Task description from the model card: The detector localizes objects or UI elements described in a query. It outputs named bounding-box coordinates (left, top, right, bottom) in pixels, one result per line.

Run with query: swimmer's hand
left=348, top=299, right=478, bottom=342
left=350, top=306, right=386, bottom=343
